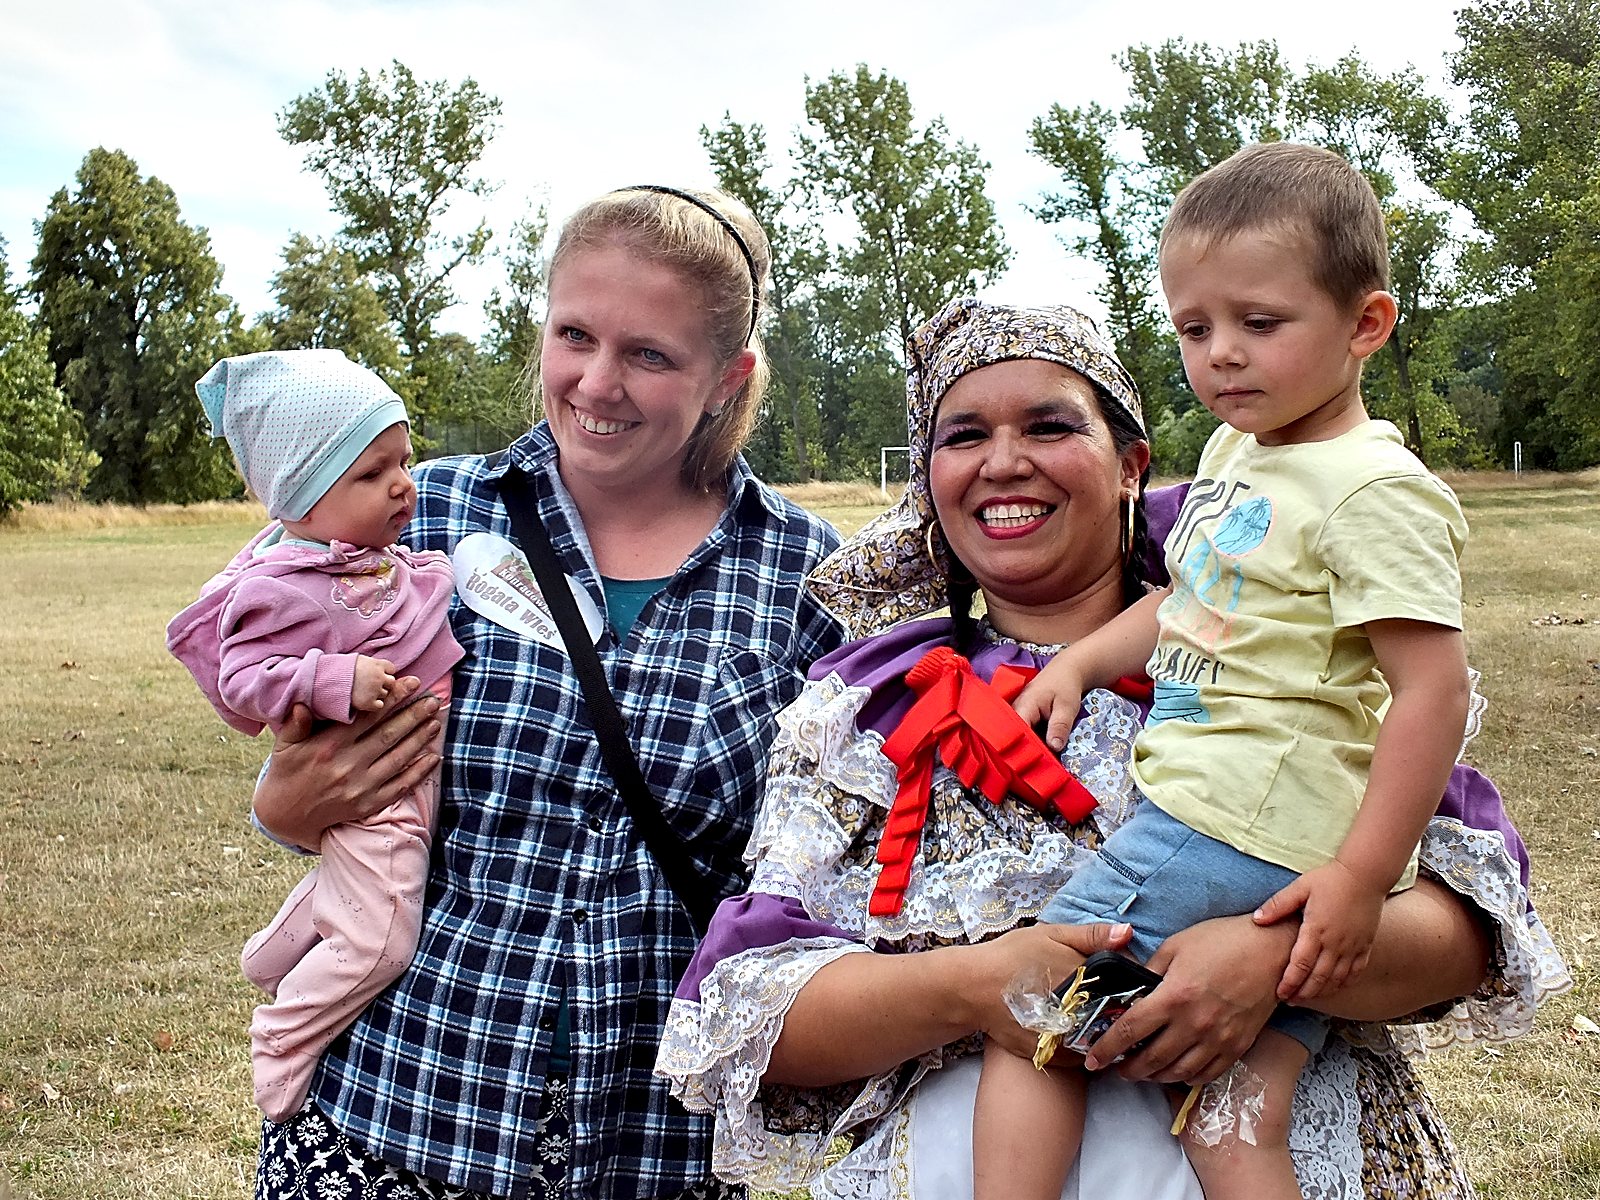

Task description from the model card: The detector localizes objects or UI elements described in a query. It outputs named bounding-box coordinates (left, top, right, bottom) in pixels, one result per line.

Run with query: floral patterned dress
left=655, top=618, right=1571, bottom=1200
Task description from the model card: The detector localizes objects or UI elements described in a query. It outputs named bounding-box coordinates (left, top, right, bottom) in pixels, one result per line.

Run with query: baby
left=167, top=349, right=462, bottom=1120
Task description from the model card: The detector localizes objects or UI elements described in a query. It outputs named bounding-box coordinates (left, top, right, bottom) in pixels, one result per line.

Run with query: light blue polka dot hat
left=195, top=349, right=408, bottom=521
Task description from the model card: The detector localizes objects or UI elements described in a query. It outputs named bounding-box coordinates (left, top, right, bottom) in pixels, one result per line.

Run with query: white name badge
left=451, top=532, right=604, bottom=650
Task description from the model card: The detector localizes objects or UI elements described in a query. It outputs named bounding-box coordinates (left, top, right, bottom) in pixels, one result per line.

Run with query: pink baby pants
left=240, top=677, right=450, bottom=1121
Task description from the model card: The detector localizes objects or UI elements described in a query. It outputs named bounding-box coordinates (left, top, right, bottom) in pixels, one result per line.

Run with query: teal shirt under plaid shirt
left=306, top=425, right=843, bottom=1199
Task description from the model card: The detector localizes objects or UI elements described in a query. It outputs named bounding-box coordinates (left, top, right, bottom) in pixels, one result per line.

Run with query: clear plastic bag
left=1004, top=963, right=1270, bottom=1146
left=1177, top=1061, right=1266, bottom=1148
left=1003, top=962, right=1149, bottom=1066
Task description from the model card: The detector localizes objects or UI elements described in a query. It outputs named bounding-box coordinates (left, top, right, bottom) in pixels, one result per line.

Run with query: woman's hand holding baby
left=255, top=675, right=441, bottom=848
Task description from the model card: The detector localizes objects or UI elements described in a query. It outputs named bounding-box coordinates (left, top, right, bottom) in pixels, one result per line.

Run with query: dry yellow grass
left=0, top=511, right=281, bottom=1197
left=0, top=476, right=1596, bottom=1198
left=778, top=480, right=899, bottom=508
left=3, top=497, right=266, bottom=533
left=1419, top=483, right=1600, bottom=1198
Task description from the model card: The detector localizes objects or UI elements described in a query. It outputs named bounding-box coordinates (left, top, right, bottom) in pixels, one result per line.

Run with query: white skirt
left=907, top=1055, right=1203, bottom=1200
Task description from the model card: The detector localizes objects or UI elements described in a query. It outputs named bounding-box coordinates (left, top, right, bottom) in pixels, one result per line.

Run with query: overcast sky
left=2, top=0, right=1471, bottom=337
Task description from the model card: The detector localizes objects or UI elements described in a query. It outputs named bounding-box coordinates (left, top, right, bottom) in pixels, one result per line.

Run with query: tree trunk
left=1388, top=335, right=1425, bottom=464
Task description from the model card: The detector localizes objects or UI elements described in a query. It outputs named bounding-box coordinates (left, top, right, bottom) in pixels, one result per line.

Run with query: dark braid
left=947, top=551, right=982, bottom=653
left=1123, top=492, right=1158, bottom=607
left=1100, top=392, right=1158, bottom=603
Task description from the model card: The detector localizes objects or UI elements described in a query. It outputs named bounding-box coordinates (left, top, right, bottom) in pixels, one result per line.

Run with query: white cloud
left=2, top=0, right=1467, bottom=332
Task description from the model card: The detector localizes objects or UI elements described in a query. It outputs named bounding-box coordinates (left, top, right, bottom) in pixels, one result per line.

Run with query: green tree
left=1033, top=40, right=1461, bottom=468
left=1441, top=0, right=1599, bottom=268
left=1032, top=42, right=1288, bottom=471
left=421, top=332, right=524, bottom=455
left=30, top=148, right=242, bottom=503
left=790, top=67, right=1010, bottom=473
left=1439, top=0, right=1600, bottom=467
left=702, top=114, right=828, bottom=480
left=1290, top=55, right=1456, bottom=461
left=1287, top=55, right=1447, bottom=197
left=263, top=234, right=403, bottom=380
left=1028, top=102, right=1188, bottom=439
left=0, top=245, right=95, bottom=517
left=1118, top=39, right=1291, bottom=190
left=279, top=61, right=502, bottom=443
left=481, top=206, right=548, bottom=373
left=798, top=67, right=1012, bottom=356
left=1362, top=204, right=1469, bottom=462
left=464, top=207, right=551, bottom=454
left=806, top=275, right=904, bottom=476
left=1534, top=187, right=1600, bottom=467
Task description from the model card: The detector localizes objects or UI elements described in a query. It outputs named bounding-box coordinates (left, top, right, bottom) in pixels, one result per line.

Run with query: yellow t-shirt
left=1133, top=420, right=1467, bottom=881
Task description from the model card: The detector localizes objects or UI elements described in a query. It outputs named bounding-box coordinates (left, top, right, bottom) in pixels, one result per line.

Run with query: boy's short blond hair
left=1159, top=141, right=1390, bottom=308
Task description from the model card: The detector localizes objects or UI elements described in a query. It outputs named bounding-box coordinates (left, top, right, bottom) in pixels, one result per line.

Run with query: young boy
left=167, top=349, right=462, bottom=1120
left=972, top=142, right=1471, bottom=1199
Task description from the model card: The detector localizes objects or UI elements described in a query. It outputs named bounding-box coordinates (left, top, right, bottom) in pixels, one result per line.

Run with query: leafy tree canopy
left=1032, top=40, right=1461, bottom=468
left=30, top=148, right=242, bottom=503
left=1441, top=0, right=1600, bottom=467
left=264, top=233, right=403, bottom=382
left=280, top=60, right=502, bottom=444
left=0, top=242, right=96, bottom=516
left=798, top=66, right=1011, bottom=355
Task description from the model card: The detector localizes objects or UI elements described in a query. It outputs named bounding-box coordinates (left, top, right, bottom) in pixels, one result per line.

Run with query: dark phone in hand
left=1053, top=950, right=1164, bottom=1056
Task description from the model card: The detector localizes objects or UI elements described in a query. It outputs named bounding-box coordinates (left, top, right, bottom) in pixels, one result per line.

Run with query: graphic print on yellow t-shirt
left=1151, top=490, right=1277, bottom=725
left=1133, top=421, right=1466, bottom=877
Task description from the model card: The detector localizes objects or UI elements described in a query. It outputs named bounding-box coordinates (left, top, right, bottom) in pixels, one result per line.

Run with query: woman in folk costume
left=655, top=296, right=1569, bottom=1199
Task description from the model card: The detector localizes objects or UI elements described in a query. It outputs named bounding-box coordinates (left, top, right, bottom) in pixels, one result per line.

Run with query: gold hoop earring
left=924, top=520, right=943, bottom=567
left=1121, top=496, right=1136, bottom=566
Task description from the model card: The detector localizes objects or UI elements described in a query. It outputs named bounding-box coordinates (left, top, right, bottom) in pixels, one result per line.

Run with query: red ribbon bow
left=870, top=646, right=1099, bottom=918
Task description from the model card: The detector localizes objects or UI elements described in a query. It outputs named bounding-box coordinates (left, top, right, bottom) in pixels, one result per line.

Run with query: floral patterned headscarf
left=807, top=296, right=1144, bottom=639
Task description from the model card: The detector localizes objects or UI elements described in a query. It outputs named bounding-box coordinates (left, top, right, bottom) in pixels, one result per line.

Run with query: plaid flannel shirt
left=308, top=425, right=842, bottom=1199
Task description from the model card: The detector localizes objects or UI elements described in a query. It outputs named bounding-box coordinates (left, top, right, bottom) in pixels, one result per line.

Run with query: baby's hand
left=351, top=656, right=399, bottom=713
left=1012, top=656, right=1086, bottom=752
left=1254, top=860, right=1385, bottom=1003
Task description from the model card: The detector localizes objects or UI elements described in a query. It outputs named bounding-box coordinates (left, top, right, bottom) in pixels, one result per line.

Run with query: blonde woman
left=250, top=186, right=843, bottom=1200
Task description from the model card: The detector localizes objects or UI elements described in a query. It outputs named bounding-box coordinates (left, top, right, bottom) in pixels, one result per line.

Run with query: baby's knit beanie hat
left=195, top=349, right=408, bottom=520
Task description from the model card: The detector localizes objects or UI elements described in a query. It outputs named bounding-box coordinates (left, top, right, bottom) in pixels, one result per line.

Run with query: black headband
left=620, top=184, right=761, bottom=346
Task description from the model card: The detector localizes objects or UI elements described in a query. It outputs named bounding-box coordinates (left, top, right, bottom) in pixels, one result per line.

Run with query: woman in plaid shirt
left=248, top=187, right=844, bottom=1200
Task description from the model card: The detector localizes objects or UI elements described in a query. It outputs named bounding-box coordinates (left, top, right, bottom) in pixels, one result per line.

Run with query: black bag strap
left=495, top=463, right=719, bottom=934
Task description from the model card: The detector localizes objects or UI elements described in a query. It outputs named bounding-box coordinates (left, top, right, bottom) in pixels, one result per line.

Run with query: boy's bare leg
left=974, top=1038, right=1085, bottom=1200
left=1183, top=1029, right=1307, bottom=1200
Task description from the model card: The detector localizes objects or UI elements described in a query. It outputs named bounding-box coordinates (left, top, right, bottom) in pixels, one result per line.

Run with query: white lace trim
left=813, top=1095, right=914, bottom=1200
left=1460, top=666, right=1488, bottom=757
left=1288, top=1037, right=1363, bottom=1199
left=749, top=674, right=1142, bottom=946
left=1351, top=670, right=1571, bottom=1054
left=657, top=939, right=877, bottom=1188
left=751, top=675, right=898, bottom=863
left=1346, top=815, right=1573, bottom=1056
left=753, top=796, right=1094, bottom=947
left=665, top=668, right=1566, bottom=1193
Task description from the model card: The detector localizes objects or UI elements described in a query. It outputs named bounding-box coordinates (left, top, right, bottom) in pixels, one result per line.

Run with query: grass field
left=1, top=476, right=1597, bottom=1198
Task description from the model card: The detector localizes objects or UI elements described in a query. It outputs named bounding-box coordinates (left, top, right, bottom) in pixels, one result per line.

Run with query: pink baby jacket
left=167, top=525, right=464, bottom=736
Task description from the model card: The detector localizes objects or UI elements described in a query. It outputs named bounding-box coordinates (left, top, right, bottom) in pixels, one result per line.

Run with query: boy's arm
left=1014, top=585, right=1169, bottom=750
left=1257, top=619, right=1471, bottom=1001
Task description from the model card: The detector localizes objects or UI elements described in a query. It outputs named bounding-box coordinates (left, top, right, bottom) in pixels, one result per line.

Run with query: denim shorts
left=1041, top=797, right=1327, bottom=1052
